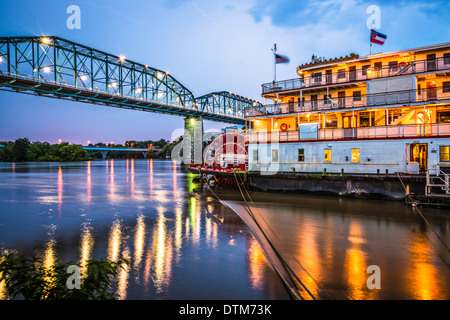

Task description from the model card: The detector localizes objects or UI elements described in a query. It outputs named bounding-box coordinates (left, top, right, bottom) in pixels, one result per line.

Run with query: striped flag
left=370, top=29, right=387, bottom=45
left=275, top=53, right=289, bottom=64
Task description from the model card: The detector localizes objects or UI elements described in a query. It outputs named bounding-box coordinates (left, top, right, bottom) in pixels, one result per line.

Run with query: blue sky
left=0, top=0, right=449, bottom=144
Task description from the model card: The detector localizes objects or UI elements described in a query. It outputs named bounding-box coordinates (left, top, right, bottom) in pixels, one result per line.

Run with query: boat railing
left=246, top=85, right=450, bottom=117
left=262, top=56, right=450, bottom=94
left=247, top=122, right=450, bottom=143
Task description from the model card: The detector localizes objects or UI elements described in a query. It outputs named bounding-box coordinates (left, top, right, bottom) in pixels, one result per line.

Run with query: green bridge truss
left=0, top=36, right=261, bottom=124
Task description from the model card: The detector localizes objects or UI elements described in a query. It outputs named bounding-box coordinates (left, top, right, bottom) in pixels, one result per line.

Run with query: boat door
left=410, top=143, right=428, bottom=173
left=426, top=81, right=437, bottom=101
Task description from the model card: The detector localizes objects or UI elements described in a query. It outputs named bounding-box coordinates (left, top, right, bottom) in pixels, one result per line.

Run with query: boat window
left=324, top=149, right=331, bottom=162
left=443, top=81, right=450, bottom=93
left=298, top=148, right=305, bottom=162
left=252, top=150, right=258, bottom=162
left=272, top=149, right=279, bottom=162
left=440, top=146, right=450, bottom=162
left=351, top=149, right=360, bottom=162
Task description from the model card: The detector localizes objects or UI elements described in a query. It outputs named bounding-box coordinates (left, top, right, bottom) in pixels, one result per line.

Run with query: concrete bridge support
left=182, top=117, right=203, bottom=166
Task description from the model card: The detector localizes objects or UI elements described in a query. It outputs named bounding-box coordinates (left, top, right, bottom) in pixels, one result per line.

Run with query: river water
left=0, top=159, right=449, bottom=300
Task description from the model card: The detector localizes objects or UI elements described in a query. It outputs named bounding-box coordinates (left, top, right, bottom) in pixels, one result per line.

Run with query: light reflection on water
left=1, top=159, right=449, bottom=300
left=227, top=194, right=450, bottom=300
left=0, top=160, right=286, bottom=300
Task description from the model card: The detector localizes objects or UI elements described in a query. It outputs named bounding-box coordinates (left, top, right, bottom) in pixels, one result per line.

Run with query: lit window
left=324, top=149, right=331, bottom=162
left=272, top=149, right=279, bottom=162
left=440, top=146, right=450, bottom=162
left=351, top=149, right=360, bottom=162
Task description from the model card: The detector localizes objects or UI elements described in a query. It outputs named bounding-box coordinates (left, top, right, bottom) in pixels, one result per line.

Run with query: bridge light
left=157, top=72, right=164, bottom=80
left=109, top=82, right=118, bottom=88
left=119, top=55, right=125, bottom=63
left=41, top=37, right=51, bottom=45
left=135, top=87, right=142, bottom=94
left=43, top=66, right=51, bottom=73
left=80, top=75, right=88, bottom=81
left=0, top=56, right=3, bottom=63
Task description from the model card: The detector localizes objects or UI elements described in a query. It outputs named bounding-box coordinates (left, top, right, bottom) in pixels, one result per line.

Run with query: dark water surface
left=0, top=159, right=449, bottom=300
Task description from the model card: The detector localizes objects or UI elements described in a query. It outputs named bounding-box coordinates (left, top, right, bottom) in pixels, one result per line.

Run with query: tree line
left=0, top=137, right=182, bottom=162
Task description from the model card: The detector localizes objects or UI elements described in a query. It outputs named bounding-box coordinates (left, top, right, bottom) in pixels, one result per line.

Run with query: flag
left=275, top=53, right=289, bottom=64
left=370, top=29, right=387, bottom=45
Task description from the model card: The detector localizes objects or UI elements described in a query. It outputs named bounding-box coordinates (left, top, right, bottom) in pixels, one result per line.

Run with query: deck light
left=41, top=37, right=51, bottom=45
left=43, top=66, right=51, bottom=73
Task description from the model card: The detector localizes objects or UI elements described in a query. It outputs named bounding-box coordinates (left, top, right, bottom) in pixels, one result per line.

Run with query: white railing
left=262, top=56, right=450, bottom=94
left=246, top=86, right=450, bottom=118
left=247, top=123, right=450, bottom=143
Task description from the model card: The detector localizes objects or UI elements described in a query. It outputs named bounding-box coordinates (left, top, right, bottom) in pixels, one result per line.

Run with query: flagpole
left=370, top=24, right=372, bottom=55
left=272, top=43, right=277, bottom=84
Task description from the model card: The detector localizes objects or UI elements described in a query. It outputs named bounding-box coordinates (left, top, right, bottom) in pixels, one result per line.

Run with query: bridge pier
left=182, top=117, right=203, bottom=166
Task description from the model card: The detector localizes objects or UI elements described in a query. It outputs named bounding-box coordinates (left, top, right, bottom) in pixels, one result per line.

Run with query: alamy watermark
left=67, top=5, right=81, bottom=30
left=366, top=5, right=381, bottom=29
left=366, top=265, right=381, bottom=290
left=66, top=265, right=81, bottom=289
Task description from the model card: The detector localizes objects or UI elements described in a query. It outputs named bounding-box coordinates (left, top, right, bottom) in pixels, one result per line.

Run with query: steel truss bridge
left=0, top=36, right=262, bottom=124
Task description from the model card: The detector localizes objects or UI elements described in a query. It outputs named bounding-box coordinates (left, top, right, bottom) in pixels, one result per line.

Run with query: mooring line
left=231, top=171, right=312, bottom=300
left=397, top=173, right=450, bottom=255
left=197, top=168, right=307, bottom=300
left=232, top=170, right=333, bottom=300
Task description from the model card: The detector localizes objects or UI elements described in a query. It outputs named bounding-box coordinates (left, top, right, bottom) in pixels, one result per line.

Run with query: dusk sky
left=1, top=0, right=449, bottom=145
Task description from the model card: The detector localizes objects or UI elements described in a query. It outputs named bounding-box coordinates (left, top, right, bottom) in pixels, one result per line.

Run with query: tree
left=0, top=253, right=129, bottom=300
left=12, top=138, right=30, bottom=161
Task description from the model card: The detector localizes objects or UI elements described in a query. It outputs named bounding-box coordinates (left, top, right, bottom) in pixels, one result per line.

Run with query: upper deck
left=261, top=42, right=450, bottom=98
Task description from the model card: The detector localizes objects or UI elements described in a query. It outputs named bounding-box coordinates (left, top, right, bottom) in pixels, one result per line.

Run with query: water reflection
left=408, top=233, right=441, bottom=300
left=3, top=160, right=447, bottom=300
left=86, top=161, right=91, bottom=207
left=80, top=222, right=94, bottom=274
left=238, top=196, right=450, bottom=300
left=107, top=219, right=122, bottom=263
left=57, top=166, right=63, bottom=217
